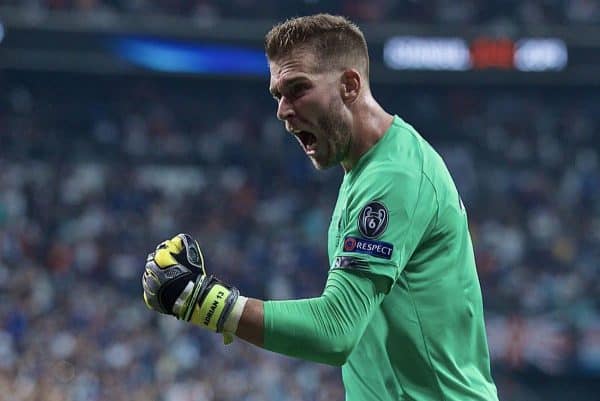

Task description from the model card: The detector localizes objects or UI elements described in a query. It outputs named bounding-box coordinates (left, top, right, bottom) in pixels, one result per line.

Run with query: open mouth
left=296, top=131, right=317, bottom=153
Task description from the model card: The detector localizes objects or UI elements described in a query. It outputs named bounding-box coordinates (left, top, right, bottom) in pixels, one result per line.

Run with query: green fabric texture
left=264, top=116, right=498, bottom=401
left=264, top=269, right=388, bottom=366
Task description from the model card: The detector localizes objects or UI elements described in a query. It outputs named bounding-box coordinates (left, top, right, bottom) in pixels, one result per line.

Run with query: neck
left=341, top=95, right=394, bottom=173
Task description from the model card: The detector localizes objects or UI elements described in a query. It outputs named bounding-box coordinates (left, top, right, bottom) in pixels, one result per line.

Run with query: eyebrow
left=269, top=76, right=309, bottom=98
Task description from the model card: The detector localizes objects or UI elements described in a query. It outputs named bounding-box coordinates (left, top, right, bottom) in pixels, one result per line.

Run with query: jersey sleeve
left=263, top=268, right=389, bottom=366
left=331, top=167, right=438, bottom=283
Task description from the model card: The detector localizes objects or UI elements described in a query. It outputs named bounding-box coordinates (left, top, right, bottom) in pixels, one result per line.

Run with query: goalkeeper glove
left=142, top=233, right=246, bottom=342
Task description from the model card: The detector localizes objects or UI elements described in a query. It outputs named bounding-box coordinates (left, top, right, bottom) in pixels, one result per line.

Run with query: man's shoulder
left=355, top=159, right=421, bottom=184
left=383, top=116, right=449, bottom=182
left=353, top=138, right=424, bottom=186
left=377, top=117, right=427, bottom=166
left=344, top=116, right=438, bottom=193
left=345, top=158, right=424, bottom=207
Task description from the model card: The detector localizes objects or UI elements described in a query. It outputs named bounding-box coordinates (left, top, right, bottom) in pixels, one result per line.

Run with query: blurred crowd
left=2, top=0, right=600, bottom=24
left=0, top=73, right=599, bottom=401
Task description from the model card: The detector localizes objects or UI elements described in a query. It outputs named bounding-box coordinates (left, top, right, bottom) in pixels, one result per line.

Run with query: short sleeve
left=330, top=167, right=438, bottom=282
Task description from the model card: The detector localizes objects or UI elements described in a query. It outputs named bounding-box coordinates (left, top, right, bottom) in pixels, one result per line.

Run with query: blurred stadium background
left=0, top=1, right=599, bottom=401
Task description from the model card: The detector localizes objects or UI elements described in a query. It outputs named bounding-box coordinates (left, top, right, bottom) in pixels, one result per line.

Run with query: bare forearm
left=235, top=298, right=265, bottom=347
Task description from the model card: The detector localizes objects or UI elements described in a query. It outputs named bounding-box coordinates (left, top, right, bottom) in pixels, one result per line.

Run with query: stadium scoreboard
left=383, top=36, right=568, bottom=72
left=0, top=12, right=599, bottom=84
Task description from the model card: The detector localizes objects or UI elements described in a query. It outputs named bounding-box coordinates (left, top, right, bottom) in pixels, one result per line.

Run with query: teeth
left=292, top=130, right=317, bottom=153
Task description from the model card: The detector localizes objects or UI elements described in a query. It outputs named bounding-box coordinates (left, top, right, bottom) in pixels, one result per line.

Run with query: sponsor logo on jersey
left=358, top=201, right=389, bottom=238
left=343, top=236, right=393, bottom=260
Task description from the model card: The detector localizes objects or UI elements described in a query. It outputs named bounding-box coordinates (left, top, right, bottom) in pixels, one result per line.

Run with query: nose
left=276, top=97, right=294, bottom=121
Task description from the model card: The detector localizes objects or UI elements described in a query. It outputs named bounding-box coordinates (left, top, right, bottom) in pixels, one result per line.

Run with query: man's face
left=269, top=51, right=351, bottom=170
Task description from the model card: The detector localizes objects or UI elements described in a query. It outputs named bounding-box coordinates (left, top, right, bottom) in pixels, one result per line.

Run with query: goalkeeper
left=142, top=14, right=499, bottom=401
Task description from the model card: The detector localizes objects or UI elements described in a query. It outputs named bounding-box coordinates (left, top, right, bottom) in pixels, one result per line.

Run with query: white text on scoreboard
left=384, top=36, right=568, bottom=72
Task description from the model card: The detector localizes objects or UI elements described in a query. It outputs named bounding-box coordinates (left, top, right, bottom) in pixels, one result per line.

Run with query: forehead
left=268, top=51, right=319, bottom=89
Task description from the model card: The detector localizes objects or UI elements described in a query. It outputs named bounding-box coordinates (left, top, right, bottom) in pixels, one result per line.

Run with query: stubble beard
left=313, top=98, right=351, bottom=170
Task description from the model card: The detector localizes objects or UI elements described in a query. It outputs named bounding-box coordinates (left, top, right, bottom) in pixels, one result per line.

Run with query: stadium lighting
left=108, top=36, right=268, bottom=75
left=514, top=38, right=568, bottom=71
left=384, top=35, right=569, bottom=72
left=383, top=36, right=471, bottom=71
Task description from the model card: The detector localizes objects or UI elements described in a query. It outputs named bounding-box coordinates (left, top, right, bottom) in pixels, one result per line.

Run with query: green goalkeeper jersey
left=328, top=116, right=497, bottom=401
left=263, top=115, right=497, bottom=401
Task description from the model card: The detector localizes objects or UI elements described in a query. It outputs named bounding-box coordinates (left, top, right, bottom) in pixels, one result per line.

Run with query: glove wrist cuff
left=222, top=295, right=248, bottom=334
left=181, top=275, right=240, bottom=333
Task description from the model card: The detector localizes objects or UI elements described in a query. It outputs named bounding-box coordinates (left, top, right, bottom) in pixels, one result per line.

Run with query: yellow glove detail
left=142, top=233, right=240, bottom=345
left=189, top=283, right=234, bottom=331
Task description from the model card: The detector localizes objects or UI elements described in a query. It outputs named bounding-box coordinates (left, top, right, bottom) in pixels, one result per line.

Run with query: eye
left=289, top=83, right=308, bottom=99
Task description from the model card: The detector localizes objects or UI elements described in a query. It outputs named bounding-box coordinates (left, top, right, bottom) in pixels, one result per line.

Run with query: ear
left=340, top=69, right=361, bottom=104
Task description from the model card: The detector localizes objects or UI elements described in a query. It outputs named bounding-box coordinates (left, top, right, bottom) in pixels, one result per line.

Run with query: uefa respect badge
left=343, top=236, right=393, bottom=260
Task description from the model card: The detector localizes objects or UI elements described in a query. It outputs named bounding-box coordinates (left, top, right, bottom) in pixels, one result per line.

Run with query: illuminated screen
left=384, top=36, right=568, bottom=72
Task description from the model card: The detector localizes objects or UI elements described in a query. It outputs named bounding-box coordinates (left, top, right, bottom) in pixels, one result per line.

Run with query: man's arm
left=236, top=298, right=264, bottom=347
left=142, top=234, right=390, bottom=365
left=234, top=269, right=390, bottom=366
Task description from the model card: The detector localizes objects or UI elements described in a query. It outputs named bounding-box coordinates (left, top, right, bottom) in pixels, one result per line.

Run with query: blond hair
left=265, top=14, right=369, bottom=78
